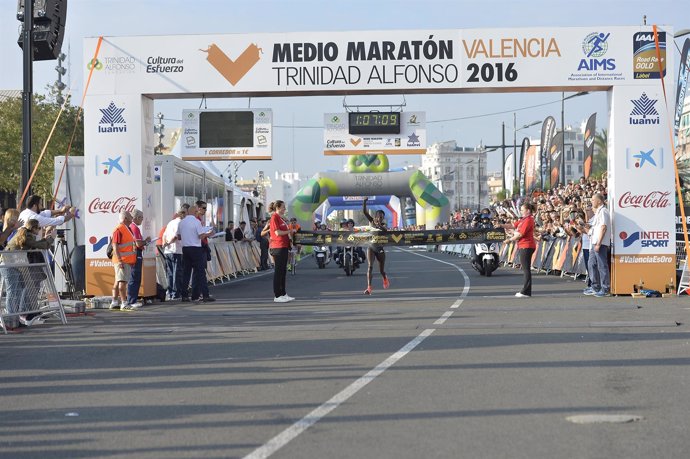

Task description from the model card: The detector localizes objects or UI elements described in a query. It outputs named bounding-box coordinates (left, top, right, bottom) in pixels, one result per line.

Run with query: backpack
left=106, top=238, right=114, bottom=259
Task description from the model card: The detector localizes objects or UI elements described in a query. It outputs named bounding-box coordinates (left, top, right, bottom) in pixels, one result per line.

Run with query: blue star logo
left=102, top=156, right=125, bottom=174
left=408, top=132, right=420, bottom=143
left=633, top=149, right=656, bottom=168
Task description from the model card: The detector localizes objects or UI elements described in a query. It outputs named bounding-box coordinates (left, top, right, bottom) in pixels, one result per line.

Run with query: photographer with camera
left=19, top=195, right=74, bottom=228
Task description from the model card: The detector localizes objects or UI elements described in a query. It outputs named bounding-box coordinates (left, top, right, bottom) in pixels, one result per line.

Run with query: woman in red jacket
left=269, top=200, right=295, bottom=303
left=506, top=202, right=536, bottom=298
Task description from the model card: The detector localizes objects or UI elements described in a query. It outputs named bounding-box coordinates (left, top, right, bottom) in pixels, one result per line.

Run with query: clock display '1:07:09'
left=348, top=112, right=401, bottom=135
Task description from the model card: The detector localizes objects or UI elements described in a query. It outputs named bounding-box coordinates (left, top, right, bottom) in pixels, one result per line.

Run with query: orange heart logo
left=202, top=43, right=261, bottom=86
left=350, top=138, right=362, bottom=147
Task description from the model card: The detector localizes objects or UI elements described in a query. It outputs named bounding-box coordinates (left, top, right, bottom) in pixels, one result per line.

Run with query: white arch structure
left=83, top=26, right=676, bottom=295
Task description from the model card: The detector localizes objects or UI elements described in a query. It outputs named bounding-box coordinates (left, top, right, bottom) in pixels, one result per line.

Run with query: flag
left=675, top=38, right=690, bottom=138
left=518, top=136, right=530, bottom=195
left=524, top=145, right=539, bottom=193
left=539, top=116, right=557, bottom=186
left=550, top=132, right=564, bottom=187
left=504, top=153, right=514, bottom=196
left=583, top=113, right=596, bottom=179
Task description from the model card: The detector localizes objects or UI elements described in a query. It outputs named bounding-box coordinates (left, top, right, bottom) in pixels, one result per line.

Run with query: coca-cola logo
left=88, top=196, right=137, bottom=214
left=618, top=191, right=671, bottom=209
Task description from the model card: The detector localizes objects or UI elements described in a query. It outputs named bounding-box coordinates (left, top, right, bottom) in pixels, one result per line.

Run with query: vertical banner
left=518, top=136, right=530, bottom=195
left=524, top=145, right=539, bottom=193
left=539, top=116, right=557, bottom=187
left=583, top=113, right=596, bottom=179
left=550, top=132, right=564, bottom=187
left=504, top=153, right=514, bottom=196
left=609, top=85, right=675, bottom=294
left=675, top=38, right=690, bottom=138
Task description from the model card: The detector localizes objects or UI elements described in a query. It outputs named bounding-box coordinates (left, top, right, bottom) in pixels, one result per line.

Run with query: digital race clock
left=348, top=112, right=401, bottom=135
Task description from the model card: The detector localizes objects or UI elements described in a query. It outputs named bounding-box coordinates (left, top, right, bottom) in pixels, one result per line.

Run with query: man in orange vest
left=110, top=210, right=138, bottom=311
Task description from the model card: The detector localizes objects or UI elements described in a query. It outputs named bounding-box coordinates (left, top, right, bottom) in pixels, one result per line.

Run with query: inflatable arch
left=290, top=154, right=449, bottom=228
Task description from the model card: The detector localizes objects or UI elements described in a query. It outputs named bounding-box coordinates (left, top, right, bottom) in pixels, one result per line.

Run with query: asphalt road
left=1, top=248, right=689, bottom=459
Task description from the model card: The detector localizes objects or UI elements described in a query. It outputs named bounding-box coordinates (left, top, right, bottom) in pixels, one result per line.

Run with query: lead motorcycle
left=313, top=245, right=331, bottom=269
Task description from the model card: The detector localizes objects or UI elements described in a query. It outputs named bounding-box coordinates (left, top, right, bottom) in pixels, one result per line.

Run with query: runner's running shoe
left=383, top=276, right=390, bottom=289
left=364, top=286, right=372, bottom=295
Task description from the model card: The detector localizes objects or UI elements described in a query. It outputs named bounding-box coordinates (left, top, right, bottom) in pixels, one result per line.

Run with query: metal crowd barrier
left=440, top=236, right=588, bottom=279
left=0, top=250, right=67, bottom=333
left=155, top=240, right=263, bottom=291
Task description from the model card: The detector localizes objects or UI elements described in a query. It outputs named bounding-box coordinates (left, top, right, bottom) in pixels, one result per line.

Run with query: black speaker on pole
left=17, top=0, right=67, bottom=61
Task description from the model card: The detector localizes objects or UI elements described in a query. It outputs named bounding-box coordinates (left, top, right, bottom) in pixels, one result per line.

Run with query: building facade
left=421, top=141, right=488, bottom=212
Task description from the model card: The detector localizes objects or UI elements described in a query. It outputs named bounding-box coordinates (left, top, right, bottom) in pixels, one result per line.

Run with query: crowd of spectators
left=447, top=176, right=608, bottom=241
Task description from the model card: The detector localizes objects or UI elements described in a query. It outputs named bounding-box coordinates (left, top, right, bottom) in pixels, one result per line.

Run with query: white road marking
left=243, top=248, right=470, bottom=459
left=434, top=310, right=455, bottom=325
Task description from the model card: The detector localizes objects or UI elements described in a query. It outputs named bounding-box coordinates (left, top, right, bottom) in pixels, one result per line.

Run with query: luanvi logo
left=629, top=93, right=659, bottom=125
left=98, top=102, right=126, bottom=133
left=202, top=43, right=262, bottom=86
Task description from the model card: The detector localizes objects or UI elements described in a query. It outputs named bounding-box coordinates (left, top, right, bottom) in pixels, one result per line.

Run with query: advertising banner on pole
left=549, top=132, right=564, bottom=187
left=583, top=113, right=596, bottom=179
left=539, top=116, right=556, bottom=185
left=524, top=145, right=539, bottom=193
left=518, top=136, right=530, bottom=195
left=674, top=38, right=690, bottom=138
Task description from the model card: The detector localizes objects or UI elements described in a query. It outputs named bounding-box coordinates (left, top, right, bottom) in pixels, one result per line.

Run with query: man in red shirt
left=127, top=209, right=151, bottom=308
left=505, top=202, right=536, bottom=298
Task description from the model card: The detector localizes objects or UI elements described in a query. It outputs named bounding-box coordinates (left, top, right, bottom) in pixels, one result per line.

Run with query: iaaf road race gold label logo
left=202, top=44, right=262, bottom=86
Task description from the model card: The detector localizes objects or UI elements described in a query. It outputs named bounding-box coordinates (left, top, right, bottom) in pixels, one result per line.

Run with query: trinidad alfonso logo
left=629, top=93, right=659, bottom=125
left=98, top=102, right=127, bottom=133
left=202, top=43, right=261, bottom=86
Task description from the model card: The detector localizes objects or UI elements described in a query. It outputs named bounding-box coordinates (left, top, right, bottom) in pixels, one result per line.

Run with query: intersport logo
left=618, top=191, right=670, bottom=209
left=88, top=196, right=137, bottom=214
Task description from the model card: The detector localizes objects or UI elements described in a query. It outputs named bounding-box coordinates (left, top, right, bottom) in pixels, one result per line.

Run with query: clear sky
left=1, top=0, right=688, bottom=181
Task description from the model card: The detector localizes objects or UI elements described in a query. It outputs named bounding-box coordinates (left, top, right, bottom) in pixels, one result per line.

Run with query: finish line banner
left=294, top=228, right=505, bottom=247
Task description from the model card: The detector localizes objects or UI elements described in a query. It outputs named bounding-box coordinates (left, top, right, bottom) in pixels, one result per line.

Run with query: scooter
left=314, top=245, right=331, bottom=269
left=471, top=242, right=500, bottom=277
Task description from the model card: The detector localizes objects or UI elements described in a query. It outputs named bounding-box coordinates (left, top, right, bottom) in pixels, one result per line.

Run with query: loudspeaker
left=17, top=0, right=67, bottom=61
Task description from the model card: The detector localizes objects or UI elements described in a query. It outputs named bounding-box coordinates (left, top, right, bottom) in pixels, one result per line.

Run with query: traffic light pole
left=21, top=0, right=34, bottom=201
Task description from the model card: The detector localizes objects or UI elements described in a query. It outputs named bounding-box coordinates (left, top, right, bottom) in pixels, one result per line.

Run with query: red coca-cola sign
left=618, top=191, right=671, bottom=209
left=88, top=196, right=137, bottom=214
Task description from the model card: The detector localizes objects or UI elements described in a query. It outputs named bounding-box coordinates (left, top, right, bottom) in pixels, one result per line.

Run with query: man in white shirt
left=19, top=195, right=73, bottom=228
left=162, top=208, right=185, bottom=300
left=588, top=193, right=611, bottom=297
left=178, top=204, right=215, bottom=302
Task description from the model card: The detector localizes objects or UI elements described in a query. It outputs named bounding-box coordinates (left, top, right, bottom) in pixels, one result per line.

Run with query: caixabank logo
left=633, top=31, right=666, bottom=79
left=625, top=148, right=664, bottom=170
left=619, top=229, right=670, bottom=248
left=578, top=32, right=615, bottom=71
left=202, top=43, right=261, bottom=86
left=98, top=102, right=127, bottom=133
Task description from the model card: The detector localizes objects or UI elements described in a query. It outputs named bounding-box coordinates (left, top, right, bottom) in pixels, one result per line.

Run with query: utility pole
left=501, top=122, right=506, bottom=192
left=21, top=0, right=34, bottom=201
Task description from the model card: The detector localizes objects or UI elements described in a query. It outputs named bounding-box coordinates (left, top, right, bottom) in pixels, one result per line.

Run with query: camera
left=56, top=228, right=69, bottom=238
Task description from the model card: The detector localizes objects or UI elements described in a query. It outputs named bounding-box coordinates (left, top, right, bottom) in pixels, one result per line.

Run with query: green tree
left=592, top=128, right=608, bottom=177
left=0, top=92, right=83, bottom=203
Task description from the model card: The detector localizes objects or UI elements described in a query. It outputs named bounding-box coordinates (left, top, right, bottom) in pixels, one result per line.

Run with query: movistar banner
left=294, top=228, right=505, bottom=247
